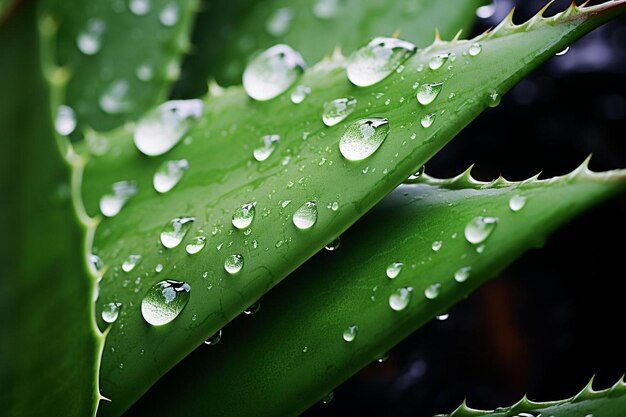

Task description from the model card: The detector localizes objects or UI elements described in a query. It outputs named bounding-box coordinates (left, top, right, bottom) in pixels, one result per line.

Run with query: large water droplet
left=129, top=0, right=151, bottom=15
left=313, top=0, right=339, bottom=19
left=243, top=44, right=306, bottom=101
left=141, top=279, right=191, bottom=326
left=386, top=262, right=404, bottom=279
left=290, top=85, right=311, bottom=104
left=416, top=82, right=443, bottom=105
left=454, top=266, right=471, bottom=283
left=429, top=53, right=449, bottom=70
left=100, top=79, right=134, bottom=114
left=159, top=2, right=179, bottom=26
left=253, top=134, right=280, bottom=161
left=55, top=105, right=77, bottom=136
left=421, top=113, right=435, bottom=128
left=325, top=237, right=341, bottom=251
left=101, top=302, right=122, bottom=323
left=424, top=283, right=441, bottom=300
left=134, top=99, right=203, bottom=156
left=292, top=201, right=318, bottom=229
left=469, top=43, right=482, bottom=56
left=464, top=216, right=498, bottom=244
left=153, top=159, right=189, bottom=193
left=99, top=180, right=138, bottom=217
left=160, top=216, right=195, bottom=248
left=204, top=329, right=222, bottom=345
left=340, top=118, right=389, bottom=161
left=322, top=97, right=357, bottom=127
left=509, top=195, right=527, bottom=212
left=266, top=7, right=294, bottom=37
left=389, top=287, right=412, bottom=311
left=224, top=254, right=244, bottom=274
left=122, top=254, right=142, bottom=272
left=232, top=202, right=256, bottom=229
left=185, top=236, right=206, bottom=254
left=346, top=37, right=416, bottom=87
left=77, top=19, right=106, bottom=55
left=342, top=324, right=358, bottom=342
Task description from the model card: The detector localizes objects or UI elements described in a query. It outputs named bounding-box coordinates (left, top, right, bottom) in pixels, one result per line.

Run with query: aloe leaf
left=0, top=3, right=102, bottom=415
left=175, top=0, right=486, bottom=96
left=81, top=3, right=626, bottom=414
left=129, top=162, right=626, bottom=416
left=38, top=0, right=198, bottom=132
left=435, top=377, right=626, bottom=417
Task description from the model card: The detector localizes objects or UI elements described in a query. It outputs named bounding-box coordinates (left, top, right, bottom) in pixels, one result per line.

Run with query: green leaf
left=128, top=162, right=626, bottom=416
left=0, top=3, right=102, bottom=415
left=81, top=2, right=626, bottom=415
left=174, top=0, right=486, bottom=96
left=39, top=0, right=198, bottom=132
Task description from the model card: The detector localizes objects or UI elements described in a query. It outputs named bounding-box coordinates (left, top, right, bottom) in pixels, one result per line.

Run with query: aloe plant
left=1, top=0, right=625, bottom=416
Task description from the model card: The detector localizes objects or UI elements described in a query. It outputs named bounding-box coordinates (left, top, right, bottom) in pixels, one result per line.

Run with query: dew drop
left=431, top=240, right=443, bottom=252
left=122, top=254, right=142, bottom=272
left=469, top=43, right=482, bottom=56
left=321, top=391, right=334, bottom=404
left=487, top=90, right=501, bottom=107
left=155, top=263, right=164, bottom=273
left=290, top=85, right=311, bottom=104
left=429, top=53, right=449, bottom=70
left=160, top=216, right=195, bottom=248
left=100, top=79, right=134, bottom=114
left=346, top=37, right=416, bottom=87
left=325, top=237, right=341, bottom=251
left=389, top=287, right=412, bottom=311
left=243, top=44, right=306, bottom=101
left=136, top=63, right=154, bottom=81
left=141, top=280, right=191, bottom=326
left=322, top=97, right=357, bottom=126
left=509, top=195, right=527, bottom=212
left=556, top=46, right=570, bottom=56
left=386, top=262, right=404, bottom=279
left=253, top=134, right=280, bottom=161
left=436, top=313, right=449, bottom=321
left=88, top=253, right=103, bottom=273
left=342, top=324, right=358, bottom=342
left=454, top=266, right=472, bottom=283
left=340, top=117, right=389, bottom=161
left=416, top=82, right=443, bottom=105
left=224, top=254, right=244, bottom=274
left=55, top=105, right=77, bottom=136
left=464, top=216, right=498, bottom=244
left=377, top=352, right=390, bottom=363
left=292, top=201, right=318, bottom=229
left=244, top=301, right=260, bottom=315
left=408, top=165, right=425, bottom=180
left=134, top=99, right=203, bottom=156
left=77, top=19, right=106, bottom=55
left=159, top=2, right=179, bottom=26
left=476, top=2, right=496, bottom=19
left=421, top=113, right=436, bottom=128
left=185, top=236, right=206, bottom=254
left=313, top=0, right=339, bottom=19
left=424, top=283, right=441, bottom=300
left=266, top=7, right=294, bottom=37
left=129, top=0, right=151, bottom=15
left=204, top=329, right=222, bottom=345
left=232, top=202, right=257, bottom=229
left=153, top=159, right=189, bottom=193
left=101, top=302, right=122, bottom=323
left=99, top=180, right=138, bottom=217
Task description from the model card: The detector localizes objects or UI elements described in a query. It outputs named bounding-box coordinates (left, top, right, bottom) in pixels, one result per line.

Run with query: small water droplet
left=464, top=216, right=498, bottom=244
left=487, top=90, right=501, bottom=107
left=436, top=313, right=449, bottom=321
left=153, top=159, right=189, bottom=193
left=129, top=0, right=151, bottom=15
left=136, top=63, right=154, bottom=81
left=424, top=283, right=441, bottom=299
left=347, top=37, right=416, bottom=87
left=134, top=99, right=203, bottom=156
left=244, top=301, right=260, bottom=315
left=243, top=44, right=306, bottom=101
left=408, top=165, right=425, bottom=180
left=313, top=0, right=339, bottom=19
left=325, top=237, right=341, bottom=251
left=454, top=266, right=471, bottom=283
left=204, top=329, right=222, bottom=345
left=88, top=253, right=103, bottom=274
left=155, top=263, right=164, bottom=273
left=55, top=105, right=77, bottom=136
left=77, top=19, right=106, bottom=55
left=389, top=287, right=412, bottom=311
left=431, top=240, right=443, bottom=252
left=377, top=352, right=390, bottom=363
left=224, top=254, right=244, bottom=274
left=122, top=254, right=142, bottom=272
left=159, top=2, right=179, bottom=26
left=160, top=216, right=195, bottom=248
left=340, top=118, right=389, bottom=161
left=386, top=262, right=404, bottom=279
left=421, top=113, right=436, bottom=128
left=476, top=244, right=486, bottom=254
left=266, top=7, right=294, bottom=36
left=469, top=43, right=482, bottom=56
left=292, top=201, right=318, bottom=229
left=232, top=202, right=256, bottom=229
left=322, top=97, right=357, bottom=126
left=290, top=85, right=311, bottom=104
left=185, top=236, right=206, bottom=254
left=476, top=2, right=496, bottom=19
left=321, top=391, right=334, bottom=404
left=429, top=53, right=449, bottom=70
left=99, top=180, right=138, bottom=217
left=100, top=79, right=134, bottom=114
left=509, top=195, right=527, bottom=212
left=102, top=302, right=122, bottom=323
left=556, top=46, right=570, bottom=56
left=141, top=279, right=191, bottom=326
left=253, top=134, right=280, bottom=161
left=342, top=324, right=358, bottom=342
left=416, top=82, right=443, bottom=105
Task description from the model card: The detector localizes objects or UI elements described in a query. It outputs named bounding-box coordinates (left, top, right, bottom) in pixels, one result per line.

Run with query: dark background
left=304, top=0, right=626, bottom=415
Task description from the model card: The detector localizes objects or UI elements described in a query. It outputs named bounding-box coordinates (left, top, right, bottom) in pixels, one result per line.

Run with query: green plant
left=1, top=0, right=624, bottom=416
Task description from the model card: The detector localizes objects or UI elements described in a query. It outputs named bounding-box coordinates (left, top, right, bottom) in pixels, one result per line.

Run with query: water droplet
left=155, top=263, right=164, bottom=272
left=389, top=287, right=412, bottom=311
left=185, top=236, right=206, bottom=254
left=290, top=85, right=311, bottom=104
left=313, top=0, right=339, bottom=19
left=454, top=266, right=471, bottom=283
left=416, top=82, right=443, bottom=105
left=386, top=262, right=404, bottom=279
left=421, top=113, right=435, bottom=128
left=122, top=254, right=142, bottom=272
left=325, top=237, right=341, bottom=251
left=141, top=279, right=191, bottom=326
left=322, top=97, right=357, bottom=127
left=232, top=202, right=257, bottom=229
left=340, top=118, right=389, bottom=161
left=342, top=324, right=358, bottom=342
left=88, top=254, right=103, bottom=274
left=292, top=201, right=318, bottom=229
left=266, top=7, right=294, bottom=37
left=436, top=313, right=449, bottom=321
left=204, top=329, right=222, bottom=345
left=55, top=105, right=77, bottom=136
left=476, top=244, right=486, bottom=254
left=77, top=19, right=106, bottom=55
left=424, top=283, right=441, bottom=300
left=159, top=2, right=179, bottom=26
left=136, top=63, right=154, bottom=81
left=487, top=90, right=501, bottom=107
left=556, top=46, right=570, bottom=56
left=346, top=37, right=416, bottom=87
left=377, top=352, right=390, bottom=363
left=100, top=79, right=134, bottom=114
left=408, top=165, right=425, bottom=180
left=431, top=240, right=443, bottom=252
left=101, top=302, right=122, bottom=323
left=321, top=391, right=334, bottom=404
left=469, top=43, right=482, bottom=56
left=509, top=195, right=527, bottom=212
left=464, top=216, right=498, bottom=244
left=153, top=159, right=189, bottom=193
left=129, top=0, right=151, bottom=15
left=244, top=301, right=260, bottom=315
left=99, top=180, right=138, bottom=217
left=476, top=2, right=496, bottom=19
left=429, top=53, right=449, bottom=70
left=243, top=44, right=306, bottom=101
left=160, top=216, right=195, bottom=248
left=253, top=134, right=280, bottom=161
left=134, top=99, right=203, bottom=156
left=224, top=254, right=244, bottom=274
